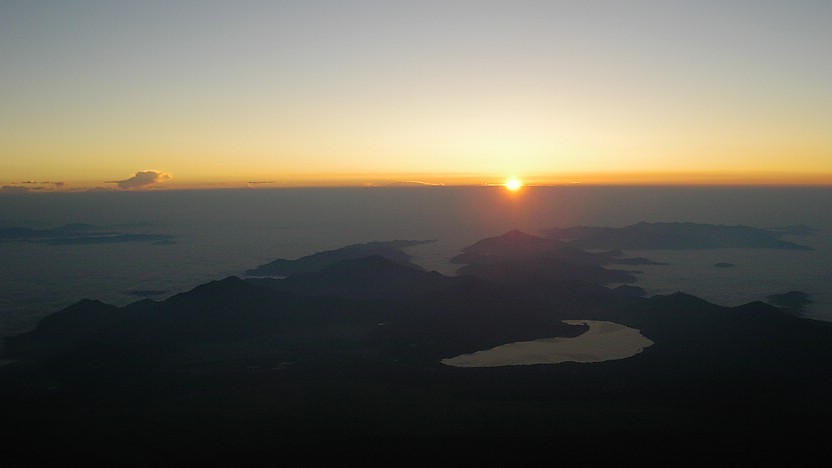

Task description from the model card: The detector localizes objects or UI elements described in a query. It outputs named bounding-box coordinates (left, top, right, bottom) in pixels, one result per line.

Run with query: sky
left=2, top=0, right=831, bottom=191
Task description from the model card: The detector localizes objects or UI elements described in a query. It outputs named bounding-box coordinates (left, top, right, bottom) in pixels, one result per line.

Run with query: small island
left=766, top=291, right=813, bottom=312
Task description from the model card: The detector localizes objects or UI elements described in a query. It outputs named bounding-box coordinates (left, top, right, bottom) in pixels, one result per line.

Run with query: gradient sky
left=2, top=0, right=831, bottom=190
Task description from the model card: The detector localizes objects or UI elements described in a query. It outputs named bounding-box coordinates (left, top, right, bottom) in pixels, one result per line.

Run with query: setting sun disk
left=505, top=178, right=523, bottom=191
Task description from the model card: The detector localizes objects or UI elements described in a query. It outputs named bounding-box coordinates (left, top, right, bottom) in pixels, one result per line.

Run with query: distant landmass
left=126, top=289, right=170, bottom=297
left=452, top=229, right=664, bottom=267
left=46, top=233, right=176, bottom=245
left=766, top=290, right=814, bottom=312
left=2, top=226, right=829, bottom=463
left=0, top=223, right=175, bottom=245
left=248, top=255, right=460, bottom=300
left=542, top=221, right=813, bottom=250
left=1, top=222, right=100, bottom=239
left=766, top=224, right=819, bottom=236
left=245, top=239, right=434, bottom=277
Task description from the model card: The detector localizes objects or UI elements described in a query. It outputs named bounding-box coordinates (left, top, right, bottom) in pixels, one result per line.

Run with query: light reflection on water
left=441, top=320, right=654, bottom=367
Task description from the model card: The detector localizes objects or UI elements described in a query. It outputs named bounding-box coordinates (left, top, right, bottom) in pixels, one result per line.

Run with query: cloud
left=19, top=181, right=67, bottom=191
left=109, top=170, right=171, bottom=190
left=1, top=185, right=30, bottom=194
left=385, top=180, right=445, bottom=187
left=246, top=181, right=276, bottom=188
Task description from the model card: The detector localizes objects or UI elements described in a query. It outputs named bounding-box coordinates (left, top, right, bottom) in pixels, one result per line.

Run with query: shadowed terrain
left=2, top=229, right=831, bottom=463
left=245, top=240, right=433, bottom=277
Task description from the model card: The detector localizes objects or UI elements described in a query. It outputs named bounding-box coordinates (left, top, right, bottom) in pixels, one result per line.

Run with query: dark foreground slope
left=3, top=234, right=832, bottom=464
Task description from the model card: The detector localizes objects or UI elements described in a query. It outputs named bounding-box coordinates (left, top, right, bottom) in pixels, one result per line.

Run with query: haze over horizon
left=2, top=1, right=831, bottom=191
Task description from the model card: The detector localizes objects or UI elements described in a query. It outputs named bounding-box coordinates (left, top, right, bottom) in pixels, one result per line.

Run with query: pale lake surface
left=441, top=320, right=654, bottom=367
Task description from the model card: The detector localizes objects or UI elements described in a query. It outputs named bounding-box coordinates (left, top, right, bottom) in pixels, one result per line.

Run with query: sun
left=505, top=178, right=523, bottom=192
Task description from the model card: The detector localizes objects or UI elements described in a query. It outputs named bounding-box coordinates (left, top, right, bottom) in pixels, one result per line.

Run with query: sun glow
left=505, top=178, right=523, bottom=191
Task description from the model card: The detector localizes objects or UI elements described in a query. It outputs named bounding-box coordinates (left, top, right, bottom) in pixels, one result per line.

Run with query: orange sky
left=2, top=1, right=831, bottom=191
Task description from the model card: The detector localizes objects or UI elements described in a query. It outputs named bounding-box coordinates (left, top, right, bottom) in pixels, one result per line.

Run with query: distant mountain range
left=543, top=221, right=813, bottom=250
left=245, top=239, right=433, bottom=276
left=0, top=223, right=175, bottom=245
left=1, top=224, right=828, bottom=463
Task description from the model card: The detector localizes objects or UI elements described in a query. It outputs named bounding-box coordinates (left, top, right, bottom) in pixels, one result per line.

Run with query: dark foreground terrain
left=3, top=229, right=831, bottom=464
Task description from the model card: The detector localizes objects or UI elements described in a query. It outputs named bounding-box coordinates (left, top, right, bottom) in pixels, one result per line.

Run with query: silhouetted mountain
left=616, top=293, right=832, bottom=379
left=540, top=225, right=610, bottom=241
left=375, top=279, right=587, bottom=360
left=249, top=255, right=459, bottom=299
left=457, top=256, right=637, bottom=286
left=451, top=229, right=566, bottom=264
left=766, top=290, right=813, bottom=312
left=452, top=230, right=661, bottom=267
left=126, top=289, right=169, bottom=297
left=767, top=224, right=818, bottom=236
left=611, top=284, right=647, bottom=297
left=8, top=258, right=571, bottom=364
left=245, top=239, right=433, bottom=276
left=3, top=298, right=122, bottom=357
left=3, top=230, right=832, bottom=463
left=450, top=231, right=641, bottom=306
left=4, top=276, right=379, bottom=362
left=543, top=221, right=812, bottom=250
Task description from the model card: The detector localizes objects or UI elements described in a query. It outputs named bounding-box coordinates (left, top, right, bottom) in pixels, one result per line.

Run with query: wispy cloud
left=1, top=185, right=29, bottom=194
left=109, top=170, right=171, bottom=190
left=385, top=180, right=445, bottom=187
left=19, top=181, right=67, bottom=191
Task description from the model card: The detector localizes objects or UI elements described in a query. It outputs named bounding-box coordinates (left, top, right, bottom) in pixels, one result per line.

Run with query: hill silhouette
left=543, top=221, right=813, bottom=250
left=245, top=239, right=433, bottom=276
left=451, top=229, right=566, bottom=263
left=452, top=229, right=664, bottom=267
left=249, top=255, right=459, bottom=299
left=2, top=228, right=830, bottom=463
left=766, top=290, right=813, bottom=312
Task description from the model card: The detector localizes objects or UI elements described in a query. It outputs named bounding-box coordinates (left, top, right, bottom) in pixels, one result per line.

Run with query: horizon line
left=4, top=171, right=832, bottom=193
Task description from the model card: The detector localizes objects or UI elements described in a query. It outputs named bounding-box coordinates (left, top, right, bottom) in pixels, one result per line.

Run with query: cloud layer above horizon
left=109, top=171, right=172, bottom=190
